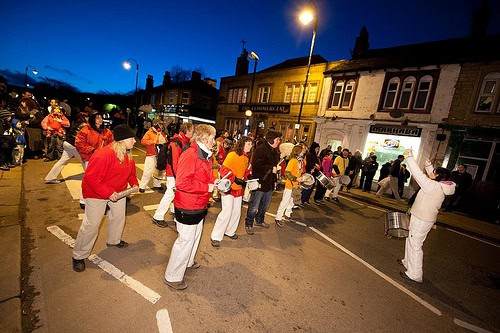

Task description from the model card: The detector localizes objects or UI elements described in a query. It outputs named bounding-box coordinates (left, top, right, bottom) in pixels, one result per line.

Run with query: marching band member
left=138, top=119, right=167, bottom=192
left=399, top=149, right=455, bottom=283
left=72, top=125, right=139, bottom=272
left=210, top=136, right=253, bottom=247
left=275, top=145, right=303, bottom=227
left=164, top=124, right=216, bottom=290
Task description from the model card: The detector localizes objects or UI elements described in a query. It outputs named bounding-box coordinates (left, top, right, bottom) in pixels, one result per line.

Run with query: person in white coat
left=399, top=149, right=455, bottom=283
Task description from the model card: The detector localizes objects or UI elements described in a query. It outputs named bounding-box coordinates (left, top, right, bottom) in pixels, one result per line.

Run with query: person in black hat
left=72, top=125, right=139, bottom=272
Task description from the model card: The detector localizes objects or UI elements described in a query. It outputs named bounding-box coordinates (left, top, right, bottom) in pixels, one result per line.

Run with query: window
left=413, top=75, right=432, bottom=109
left=181, top=91, right=190, bottom=105
left=331, top=81, right=344, bottom=108
left=284, top=82, right=318, bottom=103
left=227, top=87, right=248, bottom=104
left=257, top=86, right=271, bottom=103
left=398, top=76, right=416, bottom=109
left=341, top=80, right=355, bottom=108
left=476, top=72, right=500, bottom=113
left=383, top=77, right=400, bottom=109
left=168, top=91, right=177, bottom=104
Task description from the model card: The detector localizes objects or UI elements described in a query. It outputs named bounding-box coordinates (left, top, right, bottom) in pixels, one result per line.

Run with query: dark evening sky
left=1, top=0, right=499, bottom=93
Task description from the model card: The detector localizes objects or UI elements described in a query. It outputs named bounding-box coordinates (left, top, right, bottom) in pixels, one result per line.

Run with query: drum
left=340, top=175, right=351, bottom=185
left=316, top=171, right=335, bottom=190
left=216, top=179, right=231, bottom=193
left=246, top=179, right=260, bottom=191
left=385, top=212, right=410, bottom=238
left=300, top=173, right=315, bottom=189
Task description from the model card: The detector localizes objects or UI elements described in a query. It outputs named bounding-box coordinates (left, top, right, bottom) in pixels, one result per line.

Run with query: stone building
left=216, top=49, right=328, bottom=143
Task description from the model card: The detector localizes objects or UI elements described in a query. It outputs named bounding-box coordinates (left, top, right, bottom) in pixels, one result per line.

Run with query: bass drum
left=385, top=211, right=410, bottom=238
left=300, top=173, right=315, bottom=189
left=316, top=171, right=334, bottom=190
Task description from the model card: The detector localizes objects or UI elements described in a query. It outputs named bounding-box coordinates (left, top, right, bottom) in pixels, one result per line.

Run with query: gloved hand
left=234, top=177, right=246, bottom=186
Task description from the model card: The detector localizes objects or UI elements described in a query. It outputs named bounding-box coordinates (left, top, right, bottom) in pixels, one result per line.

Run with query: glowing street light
left=122, top=61, right=132, bottom=71
left=24, top=65, right=39, bottom=87
left=122, top=58, right=140, bottom=125
left=298, top=8, right=315, bottom=26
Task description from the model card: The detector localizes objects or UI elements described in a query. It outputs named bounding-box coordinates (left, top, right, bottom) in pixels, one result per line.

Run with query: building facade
left=216, top=50, right=328, bottom=143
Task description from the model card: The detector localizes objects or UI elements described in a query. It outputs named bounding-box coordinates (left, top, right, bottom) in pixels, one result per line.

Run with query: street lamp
left=24, top=66, right=39, bottom=87
left=246, top=51, right=260, bottom=136
left=244, top=109, right=252, bottom=136
left=296, top=4, right=318, bottom=141
left=122, top=58, right=139, bottom=126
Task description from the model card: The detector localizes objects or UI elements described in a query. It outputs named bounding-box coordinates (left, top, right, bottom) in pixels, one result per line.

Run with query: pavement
left=0, top=165, right=23, bottom=333
left=339, top=188, right=500, bottom=244
left=1, top=153, right=499, bottom=332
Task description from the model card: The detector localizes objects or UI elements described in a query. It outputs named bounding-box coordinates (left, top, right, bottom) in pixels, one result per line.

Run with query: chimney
left=146, top=74, right=154, bottom=91
left=191, top=71, right=202, bottom=81
left=162, top=71, right=171, bottom=86
left=235, top=48, right=249, bottom=76
left=352, top=26, right=370, bottom=59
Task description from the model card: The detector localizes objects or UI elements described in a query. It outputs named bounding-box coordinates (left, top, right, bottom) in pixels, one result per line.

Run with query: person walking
left=362, top=155, right=378, bottom=192
left=41, top=105, right=70, bottom=161
left=301, top=142, right=320, bottom=205
left=138, top=120, right=167, bottom=192
left=376, top=155, right=404, bottom=200
left=328, top=148, right=350, bottom=202
left=152, top=122, right=194, bottom=227
left=210, top=136, right=252, bottom=247
left=244, top=130, right=281, bottom=235
left=399, top=149, right=455, bottom=283
left=44, top=112, right=87, bottom=184
left=275, top=145, right=304, bottom=226
left=164, top=124, right=216, bottom=290
left=72, top=125, right=139, bottom=272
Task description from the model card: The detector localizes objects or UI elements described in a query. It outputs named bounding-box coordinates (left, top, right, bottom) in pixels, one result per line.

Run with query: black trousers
left=363, top=175, right=375, bottom=191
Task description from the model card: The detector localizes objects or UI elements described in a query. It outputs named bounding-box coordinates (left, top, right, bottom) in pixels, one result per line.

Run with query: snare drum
left=316, top=171, right=335, bottom=190
left=300, top=173, right=315, bottom=189
left=216, top=179, right=232, bottom=193
left=246, top=179, right=260, bottom=191
left=385, top=211, right=410, bottom=238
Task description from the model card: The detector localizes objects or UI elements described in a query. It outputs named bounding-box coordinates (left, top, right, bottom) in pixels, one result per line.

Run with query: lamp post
left=122, top=58, right=139, bottom=126
left=246, top=51, right=260, bottom=136
left=24, top=66, right=39, bottom=87
left=296, top=5, right=318, bottom=141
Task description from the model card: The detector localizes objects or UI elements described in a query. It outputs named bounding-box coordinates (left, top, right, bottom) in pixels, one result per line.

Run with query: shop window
left=383, top=77, right=400, bottom=109
left=460, top=139, right=492, bottom=159
left=414, top=75, right=433, bottom=110
left=398, top=77, right=416, bottom=109
left=475, top=72, right=500, bottom=113
left=257, top=86, right=271, bottom=103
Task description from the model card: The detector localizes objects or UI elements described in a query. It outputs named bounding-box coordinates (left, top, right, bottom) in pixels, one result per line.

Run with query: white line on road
left=144, top=204, right=159, bottom=211
left=443, top=228, right=500, bottom=248
left=308, top=226, right=442, bottom=316
left=46, top=225, right=161, bottom=304
left=453, top=318, right=492, bottom=333
left=156, top=309, right=174, bottom=333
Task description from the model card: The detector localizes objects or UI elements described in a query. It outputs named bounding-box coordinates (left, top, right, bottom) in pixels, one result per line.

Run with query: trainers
left=224, top=234, right=238, bottom=240
left=188, top=261, right=201, bottom=269
left=152, top=218, right=169, bottom=228
left=275, top=219, right=285, bottom=227
left=45, top=179, right=65, bottom=184
left=164, top=279, right=188, bottom=290
left=399, top=271, right=422, bottom=284
left=72, top=258, right=85, bottom=272
left=255, top=221, right=270, bottom=228
left=245, top=226, right=254, bottom=235
left=106, top=240, right=128, bottom=248
left=211, top=239, right=221, bottom=247
left=0, top=164, right=10, bottom=171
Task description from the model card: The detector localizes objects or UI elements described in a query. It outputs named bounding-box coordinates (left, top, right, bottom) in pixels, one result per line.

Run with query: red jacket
left=75, top=124, right=114, bottom=161
left=166, top=132, right=191, bottom=177
left=174, top=141, right=214, bottom=211
left=82, top=145, right=139, bottom=199
left=141, top=127, right=166, bottom=156
left=41, top=113, right=70, bottom=137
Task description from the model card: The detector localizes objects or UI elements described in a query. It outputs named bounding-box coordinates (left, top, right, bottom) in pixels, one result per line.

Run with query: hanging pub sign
left=369, top=124, right=422, bottom=137
left=238, top=104, right=290, bottom=114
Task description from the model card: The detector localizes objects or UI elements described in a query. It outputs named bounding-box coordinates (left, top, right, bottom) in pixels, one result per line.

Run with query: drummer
left=210, top=136, right=253, bottom=247
left=275, top=145, right=304, bottom=227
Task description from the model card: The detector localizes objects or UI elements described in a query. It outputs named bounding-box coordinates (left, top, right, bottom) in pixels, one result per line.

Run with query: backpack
left=156, top=137, right=189, bottom=173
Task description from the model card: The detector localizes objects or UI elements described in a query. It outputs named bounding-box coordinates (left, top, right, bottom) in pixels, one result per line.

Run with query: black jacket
left=251, top=141, right=280, bottom=192
left=451, top=171, right=473, bottom=194
left=390, top=159, right=402, bottom=177
left=306, top=142, right=320, bottom=175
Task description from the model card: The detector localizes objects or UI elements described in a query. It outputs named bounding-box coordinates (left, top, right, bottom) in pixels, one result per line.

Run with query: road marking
left=443, top=228, right=499, bottom=248
left=61, top=163, right=84, bottom=200
left=144, top=204, right=159, bottom=211
left=46, top=225, right=161, bottom=304
left=308, top=226, right=442, bottom=316
left=453, top=318, right=492, bottom=333
left=156, top=309, right=174, bottom=333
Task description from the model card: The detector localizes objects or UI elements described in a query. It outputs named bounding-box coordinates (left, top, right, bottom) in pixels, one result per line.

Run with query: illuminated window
left=398, top=76, right=416, bottom=109
left=331, top=81, right=344, bottom=108
left=227, top=88, right=248, bottom=104
left=258, top=86, right=271, bottom=103
left=284, top=82, right=317, bottom=103
left=307, top=82, right=318, bottom=103
left=476, top=72, right=500, bottom=113
left=341, top=80, right=355, bottom=107
left=413, top=75, right=432, bottom=110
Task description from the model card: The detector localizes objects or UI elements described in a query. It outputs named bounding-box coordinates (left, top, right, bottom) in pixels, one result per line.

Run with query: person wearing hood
left=399, top=149, right=455, bottom=283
